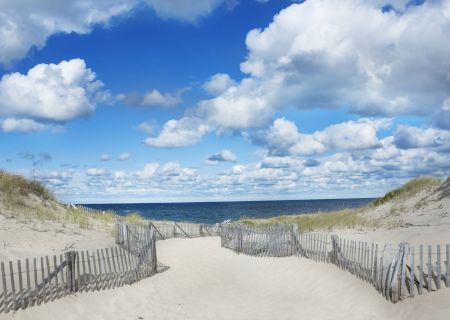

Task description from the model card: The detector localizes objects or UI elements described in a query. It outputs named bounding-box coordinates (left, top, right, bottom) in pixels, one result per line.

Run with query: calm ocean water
left=83, top=198, right=374, bottom=224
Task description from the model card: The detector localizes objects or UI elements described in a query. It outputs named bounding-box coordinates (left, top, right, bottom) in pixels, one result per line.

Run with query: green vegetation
left=371, top=176, right=441, bottom=207
left=0, top=170, right=122, bottom=230
left=239, top=208, right=375, bottom=232
left=0, top=170, right=53, bottom=207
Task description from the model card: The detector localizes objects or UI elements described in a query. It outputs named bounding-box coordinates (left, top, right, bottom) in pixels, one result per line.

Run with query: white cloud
left=118, top=153, right=131, bottom=161
left=394, top=126, right=450, bottom=149
left=262, top=117, right=390, bottom=156
left=86, top=167, right=109, bottom=177
left=152, top=0, right=450, bottom=147
left=144, top=117, right=211, bottom=148
left=137, top=121, right=156, bottom=134
left=202, top=73, right=236, bottom=95
left=238, top=0, right=450, bottom=117
left=100, top=154, right=110, bottom=161
left=0, top=59, right=105, bottom=123
left=0, top=118, right=48, bottom=132
left=206, top=149, right=237, bottom=164
left=123, top=88, right=187, bottom=107
left=0, top=0, right=227, bottom=65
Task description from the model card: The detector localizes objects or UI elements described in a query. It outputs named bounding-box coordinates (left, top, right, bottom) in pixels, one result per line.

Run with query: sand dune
left=3, top=237, right=450, bottom=320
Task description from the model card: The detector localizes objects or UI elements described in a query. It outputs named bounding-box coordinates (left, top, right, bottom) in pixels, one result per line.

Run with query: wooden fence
left=0, top=221, right=157, bottom=314
left=220, top=223, right=450, bottom=303
left=220, top=224, right=296, bottom=257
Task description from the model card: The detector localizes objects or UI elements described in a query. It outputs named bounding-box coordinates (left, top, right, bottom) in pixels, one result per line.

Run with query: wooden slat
left=410, top=246, right=415, bottom=297
left=105, top=249, right=113, bottom=289
left=419, top=245, right=424, bottom=295
left=25, top=259, right=31, bottom=307
left=110, top=248, right=118, bottom=288
left=91, top=250, right=98, bottom=291
left=17, top=260, right=23, bottom=308
left=374, top=244, right=378, bottom=289
left=45, top=256, right=52, bottom=300
left=33, top=258, right=39, bottom=305
left=76, top=252, right=81, bottom=292
left=427, top=245, right=432, bottom=292
left=59, top=255, right=64, bottom=295
left=96, top=250, right=103, bottom=290
left=9, top=261, right=17, bottom=310
left=85, top=251, right=93, bottom=292
left=80, top=252, right=86, bottom=292
left=1, top=262, right=8, bottom=313
left=446, top=244, right=450, bottom=287
left=53, top=256, right=59, bottom=298
left=436, top=244, right=441, bottom=290
left=40, top=257, right=46, bottom=303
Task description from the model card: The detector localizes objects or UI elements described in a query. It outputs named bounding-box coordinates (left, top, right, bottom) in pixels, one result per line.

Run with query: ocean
left=83, top=198, right=374, bottom=224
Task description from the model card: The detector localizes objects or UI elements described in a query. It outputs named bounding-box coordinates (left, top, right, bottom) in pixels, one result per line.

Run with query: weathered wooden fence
left=151, top=222, right=219, bottom=239
left=220, top=223, right=450, bottom=303
left=0, top=221, right=157, bottom=314
left=220, top=224, right=296, bottom=257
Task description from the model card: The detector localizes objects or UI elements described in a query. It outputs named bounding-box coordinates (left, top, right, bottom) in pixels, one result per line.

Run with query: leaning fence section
left=114, top=217, right=219, bottom=241
left=220, top=223, right=450, bottom=304
left=220, top=224, right=296, bottom=257
left=1, top=221, right=157, bottom=314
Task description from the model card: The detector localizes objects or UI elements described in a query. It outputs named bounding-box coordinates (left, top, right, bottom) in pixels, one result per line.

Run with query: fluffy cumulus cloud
left=202, top=73, right=236, bottom=95
left=205, top=149, right=237, bottom=164
left=0, top=59, right=107, bottom=131
left=239, top=0, right=450, bottom=117
left=143, top=117, right=211, bottom=148
left=151, top=0, right=450, bottom=148
left=0, top=118, right=48, bottom=133
left=393, top=126, right=450, bottom=149
left=0, top=0, right=228, bottom=65
left=261, top=117, right=391, bottom=156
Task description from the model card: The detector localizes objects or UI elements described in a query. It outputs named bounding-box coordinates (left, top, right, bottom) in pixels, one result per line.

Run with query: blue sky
left=0, top=0, right=450, bottom=203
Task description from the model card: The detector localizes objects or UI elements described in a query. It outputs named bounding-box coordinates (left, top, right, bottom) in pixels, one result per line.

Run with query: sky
left=0, top=0, right=450, bottom=203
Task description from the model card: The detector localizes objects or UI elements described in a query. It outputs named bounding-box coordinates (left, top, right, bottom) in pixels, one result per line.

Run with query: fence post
left=331, top=235, right=339, bottom=265
left=199, top=225, right=204, bottom=237
left=237, top=227, right=243, bottom=253
left=65, top=251, right=77, bottom=293
left=290, top=224, right=298, bottom=255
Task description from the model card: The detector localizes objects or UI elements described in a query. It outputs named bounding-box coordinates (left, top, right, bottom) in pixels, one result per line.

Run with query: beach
left=1, top=236, right=450, bottom=320
left=1, top=175, right=450, bottom=319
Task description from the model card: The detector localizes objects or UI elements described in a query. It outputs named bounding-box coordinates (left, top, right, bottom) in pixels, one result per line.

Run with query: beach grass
left=0, top=170, right=53, bottom=206
left=370, top=176, right=441, bottom=207
left=239, top=208, right=375, bottom=232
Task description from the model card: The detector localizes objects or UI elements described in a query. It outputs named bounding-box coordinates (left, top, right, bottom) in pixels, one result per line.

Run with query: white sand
left=0, top=214, right=114, bottom=262
left=3, top=237, right=450, bottom=320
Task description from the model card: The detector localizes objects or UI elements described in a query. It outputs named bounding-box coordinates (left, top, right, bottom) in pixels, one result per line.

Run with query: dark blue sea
left=82, top=198, right=374, bottom=224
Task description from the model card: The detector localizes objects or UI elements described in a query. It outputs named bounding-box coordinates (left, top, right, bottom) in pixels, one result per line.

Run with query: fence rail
left=220, top=223, right=450, bottom=303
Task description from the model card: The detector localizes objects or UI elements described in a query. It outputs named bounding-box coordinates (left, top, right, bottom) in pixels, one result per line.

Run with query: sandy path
left=4, top=237, right=450, bottom=320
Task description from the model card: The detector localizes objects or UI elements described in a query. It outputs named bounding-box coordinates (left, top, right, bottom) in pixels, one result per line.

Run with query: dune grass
left=371, top=176, right=441, bottom=207
left=0, top=171, right=124, bottom=230
left=0, top=170, right=53, bottom=207
left=239, top=208, right=375, bottom=232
